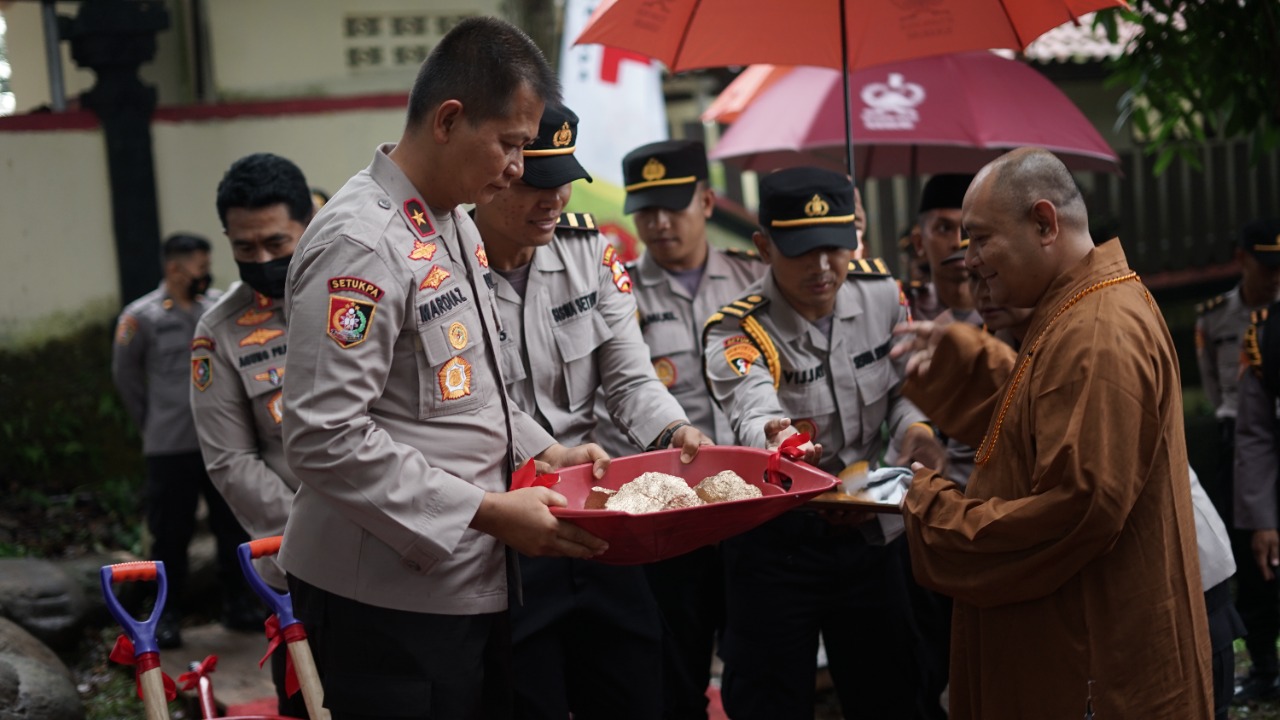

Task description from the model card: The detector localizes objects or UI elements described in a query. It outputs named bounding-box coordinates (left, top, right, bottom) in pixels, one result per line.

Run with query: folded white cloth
left=843, top=466, right=913, bottom=544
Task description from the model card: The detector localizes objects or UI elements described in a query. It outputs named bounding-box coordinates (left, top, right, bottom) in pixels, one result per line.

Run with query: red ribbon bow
left=511, top=458, right=560, bottom=490
left=109, top=634, right=177, bottom=702
left=260, top=615, right=306, bottom=698
left=767, top=432, right=811, bottom=485
left=177, top=654, right=218, bottom=691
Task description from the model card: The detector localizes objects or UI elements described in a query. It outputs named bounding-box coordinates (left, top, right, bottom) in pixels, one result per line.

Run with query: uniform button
left=402, top=558, right=421, bottom=571
left=378, top=198, right=392, bottom=209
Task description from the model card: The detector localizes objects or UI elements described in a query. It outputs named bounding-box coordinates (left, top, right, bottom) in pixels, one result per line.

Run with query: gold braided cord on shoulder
left=741, top=315, right=781, bottom=389
left=1244, top=314, right=1264, bottom=373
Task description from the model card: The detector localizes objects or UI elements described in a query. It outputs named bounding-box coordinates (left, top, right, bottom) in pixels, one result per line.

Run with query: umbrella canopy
left=708, top=52, right=1120, bottom=177
left=576, top=0, right=1125, bottom=176
left=576, top=0, right=1124, bottom=74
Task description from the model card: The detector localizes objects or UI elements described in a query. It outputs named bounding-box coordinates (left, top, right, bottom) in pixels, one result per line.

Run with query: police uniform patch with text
left=239, top=328, right=284, bottom=347
left=115, top=315, right=138, bottom=346
left=192, top=356, right=212, bottom=391
left=236, top=308, right=272, bottom=326
left=404, top=199, right=436, bottom=238
left=448, top=322, right=468, bottom=350
left=328, top=276, right=385, bottom=301
left=191, top=336, right=215, bottom=352
left=438, top=356, right=472, bottom=400
left=603, top=245, right=633, bottom=293
left=328, top=296, right=376, bottom=349
left=254, top=366, right=286, bottom=387
left=723, top=335, right=760, bottom=376
left=653, top=357, right=676, bottom=387
left=408, top=239, right=438, bottom=262
left=267, top=390, right=283, bottom=424
left=419, top=265, right=451, bottom=292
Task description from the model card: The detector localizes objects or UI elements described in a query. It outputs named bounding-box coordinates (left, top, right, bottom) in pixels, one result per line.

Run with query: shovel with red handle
left=100, top=561, right=174, bottom=720
left=237, top=536, right=330, bottom=720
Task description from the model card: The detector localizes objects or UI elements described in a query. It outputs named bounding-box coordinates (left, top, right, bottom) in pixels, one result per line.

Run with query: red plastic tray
left=542, top=446, right=838, bottom=565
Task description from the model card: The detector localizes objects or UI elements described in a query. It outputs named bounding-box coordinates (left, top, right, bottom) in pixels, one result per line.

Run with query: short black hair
left=161, top=233, right=211, bottom=261
left=216, top=153, right=312, bottom=226
left=405, top=16, right=560, bottom=130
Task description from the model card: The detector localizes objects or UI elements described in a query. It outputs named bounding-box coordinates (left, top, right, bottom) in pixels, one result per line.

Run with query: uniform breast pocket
left=853, top=358, right=896, bottom=445
left=643, top=319, right=695, bottom=360
left=238, top=367, right=286, bottom=427
left=415, top=307, right=487, bottom=419
left=554, top=311, right=611, bottom=412
left=156, top=328, right=190, bottom=372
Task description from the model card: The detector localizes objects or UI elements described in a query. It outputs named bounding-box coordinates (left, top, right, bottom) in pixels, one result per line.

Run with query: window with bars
left=342, top=12, right=477, bottom=72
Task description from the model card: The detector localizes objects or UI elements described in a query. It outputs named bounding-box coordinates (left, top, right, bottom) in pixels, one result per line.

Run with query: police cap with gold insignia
left=758, top=167, right=858, bottom=258
left=1241, top=217, right=1280, bottom=268
left=522, top=102, right=592, bottom=189
left=918, top=173, right=974, bottom=215
left=622, top=139, right=708, bottom=214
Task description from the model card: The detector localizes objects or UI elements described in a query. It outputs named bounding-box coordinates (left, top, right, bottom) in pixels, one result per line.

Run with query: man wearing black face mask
left=188, top=153, right=313, bottom=717
left=112, top=233, right=257, bottom=650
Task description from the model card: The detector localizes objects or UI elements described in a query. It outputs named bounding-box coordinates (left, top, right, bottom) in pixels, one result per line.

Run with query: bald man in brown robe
left=892, top=148, right=1213, bottom=719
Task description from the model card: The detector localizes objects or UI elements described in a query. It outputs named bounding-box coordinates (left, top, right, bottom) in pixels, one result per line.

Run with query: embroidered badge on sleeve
left=723, top=335, right=761, bottom=376
left=603, top=245, right=633, bottom=293
left=192, top=356, right=213, bottom=391
left=327, top=296, right=376, bottom=349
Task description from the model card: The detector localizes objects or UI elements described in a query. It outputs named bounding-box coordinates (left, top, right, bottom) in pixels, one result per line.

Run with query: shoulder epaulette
left=556, top=212, right=598, bottom=233
left=846, top=257, right=892, bottom=278
left=1197, top=293, right=1227, bottom=315
left=723, top=247, right=762, bottom=262
left=702, top=294, right=781, bottom=390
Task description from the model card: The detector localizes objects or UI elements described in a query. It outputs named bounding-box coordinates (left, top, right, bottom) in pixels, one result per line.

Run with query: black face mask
left=237, top=255, right=292, bottom=299
left=188, top=273, right=213, bottom=298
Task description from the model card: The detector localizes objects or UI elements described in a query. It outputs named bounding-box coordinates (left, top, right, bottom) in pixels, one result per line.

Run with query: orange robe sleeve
left=903, top=310, right=1185, bottom=608
left=902, top=322, right=1017, bottom=448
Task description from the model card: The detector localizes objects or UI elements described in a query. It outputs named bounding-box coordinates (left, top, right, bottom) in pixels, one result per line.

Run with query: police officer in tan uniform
left=190, top=153, right=312, bottom=717
left=112, top=233, right=257, bottom=649
left=279, top=18, right=608, bottom=719
left=473, top=102, right=710, bottom=720
left=703, top=167, right=944, bottom=720
left=582, top=140, right=765, bottom=719
left=1207, top=217, right=1280, bottom=702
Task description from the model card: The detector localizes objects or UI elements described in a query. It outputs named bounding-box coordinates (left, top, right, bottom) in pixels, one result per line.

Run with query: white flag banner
left=559, top=0, right=668, bottom=187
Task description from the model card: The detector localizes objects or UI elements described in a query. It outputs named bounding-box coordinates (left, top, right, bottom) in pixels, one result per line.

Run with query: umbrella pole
left=839, top=0, right=854, bottom=183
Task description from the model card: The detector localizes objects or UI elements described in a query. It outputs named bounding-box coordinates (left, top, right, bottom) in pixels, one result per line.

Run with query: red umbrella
left=576, top=0, right=1125, bottom=175
left=708, top=53, right=1120, bottom=177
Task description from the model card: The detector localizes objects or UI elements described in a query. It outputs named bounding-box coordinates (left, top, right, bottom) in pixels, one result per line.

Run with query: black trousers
left=144, top=451, right=250, bottom=609
left=644, top=544, right=723, bottom=720
left=1209, top=419, right=1279, bottom=677
left=289, top=575, right=513, bottom=720
left=510, top=556, right=662, bottom=720
left=1206, top=579, right=1246, bottom=720
left=718, top=514, right=920, bottom=720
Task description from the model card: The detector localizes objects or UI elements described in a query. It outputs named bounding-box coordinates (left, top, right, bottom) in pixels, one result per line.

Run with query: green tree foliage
left=1097, top=1, right=1280, bottom=173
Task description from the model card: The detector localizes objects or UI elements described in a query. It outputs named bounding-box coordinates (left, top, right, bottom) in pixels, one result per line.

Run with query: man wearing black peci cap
left=1202, top=217, right=1280, bottom=703
left=914, top=173, right=978, bottom=322
left=702, top=166, right=944, bottom=720
left=472, top=104, right=711, bottom=720
left=592, top=138, right=765, bottom=719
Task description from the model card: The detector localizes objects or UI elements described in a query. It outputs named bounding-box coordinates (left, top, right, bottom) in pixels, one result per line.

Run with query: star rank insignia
left=404, top=198, right=436, bottom=238
left=191, top=356, right=213, bottom=391
left=419, top=265, right=451, bottom=292
left=239, top=327, right=285, bottom=347
left=408, top=239, right=438, bottom=262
